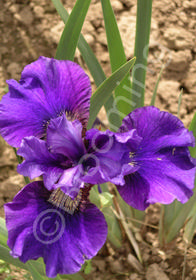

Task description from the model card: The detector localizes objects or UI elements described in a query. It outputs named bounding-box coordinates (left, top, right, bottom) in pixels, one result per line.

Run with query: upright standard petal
left=47, top=114, right=85, bottom=161
left=116, top=106, right=196, bottom=210
left=4, top=181, right=107, bottom=278
left=0, top=57, right=91, bottom=147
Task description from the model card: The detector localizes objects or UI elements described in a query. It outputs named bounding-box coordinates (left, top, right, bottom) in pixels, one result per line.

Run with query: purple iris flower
left=0, top=57, right=91, bottom=147
left=4, top=181, right=107, bottom=278
left=115, top=106, right=196, bottom=210
left=17, top=112, right=142, bottom=198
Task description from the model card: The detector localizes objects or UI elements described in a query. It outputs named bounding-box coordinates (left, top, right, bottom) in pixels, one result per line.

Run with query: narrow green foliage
left=55, top=0, right=91, bottom=61
left=0, top=244, right=45, bottom=276
left=27, top=262, right=46, bottom=280
left=113, top=191, right=142, bottom=262
left=182, top=115, right=196, bottom=244
left=90, top=186, right=122, bottom=248
left=78, top=36, right=121, bottom=129
left=0, top=245, right=26, bottom=271
left=104, top=207, right=122, bottom=248
left=189, top=112, right=196, bottom=158
left=101, top=0, right=132, bottom=118
left=0, top=218, right=8, bottom=248
left=132, top=0, right=152, bottom=108
left=87, top=58, right=136, bottom=130
left=183, top=188, right=196, bottom=244
left=159, top=197, right=196, bottom=245
left=101, top=0, right=127, bottom=72
left=150, top=65, right=164, bottom=106
left=78, top=36, right=106, bottom=88
left=52, top=0, right=103, bottom=84
left=51, top=0, right=68, bottom=22
left=51, top=0, right=121, bottom=129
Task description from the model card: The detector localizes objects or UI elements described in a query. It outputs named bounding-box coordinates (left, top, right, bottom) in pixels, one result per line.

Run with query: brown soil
left=0, top=0, right=196, bottom=279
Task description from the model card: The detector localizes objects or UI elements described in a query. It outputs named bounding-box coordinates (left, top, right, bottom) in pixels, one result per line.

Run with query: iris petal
left=83, top=128, right=141, bottom=185
left=4, top=181, right=107, bottom=278
left=17, top=115, right=87, bottom=194
left=120, top=106, right=195, bottom=146
left=0, top=57, right=91, bottom=147
left=17, top=136, right=65, bottom=190
left=117, top=106, right=196, bottom=210
left=47, top=114, right=85, bottom=161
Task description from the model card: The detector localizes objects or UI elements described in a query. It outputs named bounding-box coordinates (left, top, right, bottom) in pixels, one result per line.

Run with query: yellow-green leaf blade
left=87, top=57, right=136, bottom=129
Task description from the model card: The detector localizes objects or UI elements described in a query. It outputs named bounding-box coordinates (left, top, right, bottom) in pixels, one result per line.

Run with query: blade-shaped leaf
left=189, top=112, right=196, bottom=158
left=52, top=0, right=105, bottom=87
left=0, top=244, right=26, bottom=270
left=27, top=262, right=46, bottom=280
left=0, top=245, right=46, bottom=276
left=101, top=0, right=132, bottom=117
left=78, top=36, right=122, bottom=129
left=116, top=205, right=142, bottom=263
left=55, top=0, right=91, bottom=61
left=182, top=115, right=196, bottom=243
left=159, top=195, right=196, bottom=244
left=0, top=218, right=8, bottom=248
left=103, top=207, right=122, bottom=248
left=87, top=57, right=136, bottom=129
left=112, top=188, right=142, bottom=262
left=132, top=0, right=152, bottom=108
left=51, top=0, right=121, bottom=129
left=183, top=194, right=196, bottom=244
left=90, top=185, right=122, bottom=248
